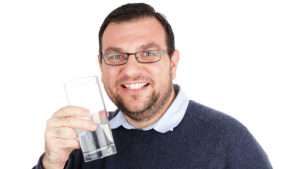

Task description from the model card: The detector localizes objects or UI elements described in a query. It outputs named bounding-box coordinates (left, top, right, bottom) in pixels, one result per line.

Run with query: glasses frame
left=101, top=50, right=167, bottom=66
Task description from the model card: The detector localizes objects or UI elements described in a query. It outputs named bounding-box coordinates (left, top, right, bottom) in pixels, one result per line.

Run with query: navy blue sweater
left=35, top=100, right=272, bottom=169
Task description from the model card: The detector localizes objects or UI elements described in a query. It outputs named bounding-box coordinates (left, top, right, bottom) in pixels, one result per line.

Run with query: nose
left=121, top=53, right=142, bottom=77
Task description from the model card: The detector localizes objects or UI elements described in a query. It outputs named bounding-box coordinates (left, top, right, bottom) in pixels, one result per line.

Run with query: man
left=33, top=3, right=272, bottom=169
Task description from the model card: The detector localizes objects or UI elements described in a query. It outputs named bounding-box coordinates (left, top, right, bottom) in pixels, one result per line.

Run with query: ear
left=98, top=54, right=103, bottom=69
left=98, top=55, right=104, bottom=82
left=99, top=62, right=103, bottom=72
left=170, top=49, right=180, bottom=80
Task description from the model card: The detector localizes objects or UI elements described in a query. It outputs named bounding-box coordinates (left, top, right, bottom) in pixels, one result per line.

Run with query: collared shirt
left=109, top=85, right=190, bottom=133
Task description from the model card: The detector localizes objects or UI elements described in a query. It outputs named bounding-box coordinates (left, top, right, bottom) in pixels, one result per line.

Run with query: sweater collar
left=109, top=85, right=189, bottom=133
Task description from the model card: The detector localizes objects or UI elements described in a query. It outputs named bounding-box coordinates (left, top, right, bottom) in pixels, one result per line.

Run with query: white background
left=0, top=0, right=299, bottom=168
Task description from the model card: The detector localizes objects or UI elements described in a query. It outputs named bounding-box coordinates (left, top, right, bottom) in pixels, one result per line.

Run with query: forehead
left=102, top=17, right=167, bottom=52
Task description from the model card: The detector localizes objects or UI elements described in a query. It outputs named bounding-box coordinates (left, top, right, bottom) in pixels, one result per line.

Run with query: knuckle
left=60, top=105, right=71, bottom=111
left=80, top=120, right=89, bottom=128
left=46, top=119, right=55, bottom=131
left=60, top=128, right=77, bottom=139
left=64, top=117, right=73, bottom=127
left=45, top=128, right=57, bottom=139
left=47, top=118, right=60, bottom=128
left=59, top=139, right=78, bottom=148
left=54, top=106, right=70, bottom=116
left=47, top=117, right=56, bottom=124
left=68, top=131, right=77, bottom=139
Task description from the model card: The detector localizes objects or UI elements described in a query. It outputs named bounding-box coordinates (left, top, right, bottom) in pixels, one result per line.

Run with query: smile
left=121, top=82, right=150, bottom=90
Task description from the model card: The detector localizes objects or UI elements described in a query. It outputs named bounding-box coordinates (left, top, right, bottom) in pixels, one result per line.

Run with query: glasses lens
left=104, top=53, right=126, bottom=65
left=137, top=50, right=164, bottom=63
left=103, top=50, right=166, bottom=65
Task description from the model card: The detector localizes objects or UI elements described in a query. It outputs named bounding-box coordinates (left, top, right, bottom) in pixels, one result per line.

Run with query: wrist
left=42, top=154, right=65, bottom=169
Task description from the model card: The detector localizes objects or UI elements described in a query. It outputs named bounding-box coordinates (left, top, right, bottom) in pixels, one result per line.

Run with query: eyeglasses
left=102, top=50, right=167, bottom=66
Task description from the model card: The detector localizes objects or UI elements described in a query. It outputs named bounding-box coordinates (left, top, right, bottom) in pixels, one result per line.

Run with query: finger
left=47, top=127, right=78, bottom=139
left=48, top=117, right=97, bottom=131
left=53, top=106, right=90, bottom=118
left=50, top=138, right=80, bottom=149
left=99, top=111, right=108, bottom=118
left=98, top=111, right=109, bottom=122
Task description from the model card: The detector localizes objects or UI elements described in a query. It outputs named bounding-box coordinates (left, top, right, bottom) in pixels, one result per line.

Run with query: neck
left=125, top=87, right=176, bottom=129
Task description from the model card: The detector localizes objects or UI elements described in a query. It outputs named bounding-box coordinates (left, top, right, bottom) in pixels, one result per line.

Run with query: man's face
left=100, top=17, right=179, bottom=122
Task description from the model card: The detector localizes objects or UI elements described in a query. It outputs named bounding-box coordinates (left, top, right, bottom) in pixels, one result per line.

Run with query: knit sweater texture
left=35, top=100, right=272, bottom=169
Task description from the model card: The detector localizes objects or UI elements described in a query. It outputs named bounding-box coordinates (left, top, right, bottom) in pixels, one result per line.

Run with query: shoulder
left=185, top=101, right=272, bottom=168
left=184, top=100, right=250, bottom=139
left=186, top=100, right=246, bottom=128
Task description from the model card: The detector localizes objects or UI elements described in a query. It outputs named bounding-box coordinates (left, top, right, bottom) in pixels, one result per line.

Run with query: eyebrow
left=103, top=47, right=123, bottom=54
left=103, top=42, right=162, bottom=54
left=139, top=42, right=162, bottom=50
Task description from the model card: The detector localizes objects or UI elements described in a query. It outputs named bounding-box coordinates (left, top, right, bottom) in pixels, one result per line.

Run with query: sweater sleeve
left=226, top=125, right=273, bottom=169
left=32, top=154, right=45, bottom=169
left=32, top=150, right=81, bottom=169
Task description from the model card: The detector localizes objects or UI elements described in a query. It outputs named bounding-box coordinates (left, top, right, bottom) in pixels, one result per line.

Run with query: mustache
left=116, top=75, right=153, bottom=84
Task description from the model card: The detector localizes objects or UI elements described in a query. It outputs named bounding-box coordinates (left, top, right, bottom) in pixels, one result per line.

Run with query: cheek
left=102, top=69, right=117, bottom=89
left=152, top=65, right=172, bottom=85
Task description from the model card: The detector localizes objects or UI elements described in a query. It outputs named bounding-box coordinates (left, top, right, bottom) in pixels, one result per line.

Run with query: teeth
left=124, top=82, right=147, bottom=89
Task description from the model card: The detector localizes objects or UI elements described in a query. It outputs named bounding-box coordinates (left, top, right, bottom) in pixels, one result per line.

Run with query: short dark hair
left=98, top=3, right=175, bottom=62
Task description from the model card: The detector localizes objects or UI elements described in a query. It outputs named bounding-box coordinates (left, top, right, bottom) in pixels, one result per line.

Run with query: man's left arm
left=227, top=127, right=273, bottom=169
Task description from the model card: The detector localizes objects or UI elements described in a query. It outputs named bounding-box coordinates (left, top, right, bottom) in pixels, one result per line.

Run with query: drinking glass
left=64, top=76, right=117, bottom=162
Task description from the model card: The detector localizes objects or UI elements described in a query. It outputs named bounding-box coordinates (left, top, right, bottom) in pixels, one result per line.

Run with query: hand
left=42, top=106, right=97, bottom=169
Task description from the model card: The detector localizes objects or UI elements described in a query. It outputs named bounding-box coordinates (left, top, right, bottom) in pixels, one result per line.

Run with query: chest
left=81, top=130, right=226, bottom=169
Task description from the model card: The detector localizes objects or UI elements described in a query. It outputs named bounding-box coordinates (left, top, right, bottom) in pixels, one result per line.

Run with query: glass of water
left=64, top=76, right=117, bottom=162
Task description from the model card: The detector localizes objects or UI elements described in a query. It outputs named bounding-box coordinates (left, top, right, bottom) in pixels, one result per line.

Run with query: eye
left=142, top=50, right=158, bottom=57
left=106, top=54, right=123, bottom=60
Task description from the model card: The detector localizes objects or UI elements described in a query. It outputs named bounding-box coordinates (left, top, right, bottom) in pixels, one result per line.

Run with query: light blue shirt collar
left=109, top=85, right=189, bottom=133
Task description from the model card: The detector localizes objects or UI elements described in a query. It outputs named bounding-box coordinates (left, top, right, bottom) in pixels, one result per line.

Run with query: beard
left=113, top=75, right=173, bottom=122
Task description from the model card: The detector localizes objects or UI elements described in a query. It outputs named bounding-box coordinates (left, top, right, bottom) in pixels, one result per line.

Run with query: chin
left=124, top=109, right=154, bottom=122
left=123, top=102, right=148, bottom=113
